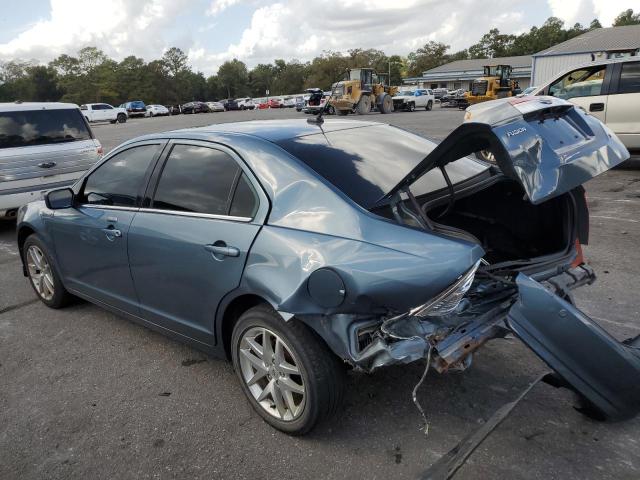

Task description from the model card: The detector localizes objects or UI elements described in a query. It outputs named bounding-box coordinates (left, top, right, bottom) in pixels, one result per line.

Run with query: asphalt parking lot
left=1, top=107, right=639, bottom=480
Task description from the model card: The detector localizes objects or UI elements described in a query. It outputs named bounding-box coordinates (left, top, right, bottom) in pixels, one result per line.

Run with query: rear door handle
left=589, top=103, right=605, bottom=112
left=102, top=227, right=122, bottom=240
left=204, top=244, right=240, bottom=257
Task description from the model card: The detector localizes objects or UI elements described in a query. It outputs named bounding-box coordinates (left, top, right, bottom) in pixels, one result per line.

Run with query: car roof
left=0, top=102, right=79, bottom=112
left=176, top=119, right=380, bottom=142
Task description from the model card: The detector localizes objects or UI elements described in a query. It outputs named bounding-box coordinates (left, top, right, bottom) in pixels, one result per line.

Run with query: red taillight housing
left=571, top=239, right=585, bottom=267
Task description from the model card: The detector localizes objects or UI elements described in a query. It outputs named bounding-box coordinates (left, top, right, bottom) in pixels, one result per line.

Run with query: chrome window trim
left=140, top=207, right=252, bottom=223
left=80, top=204, right=139, bottom=212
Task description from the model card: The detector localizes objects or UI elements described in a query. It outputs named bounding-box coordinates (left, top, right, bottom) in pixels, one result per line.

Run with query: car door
left=545, top=63, right=611, bottom=123
left=47, top=141, right=165, bottom=313
left=101, top=104, right=115, bottom=122
left=127, top=141, right=266, bottom=345
left=605, top=60, right=640, bottom=150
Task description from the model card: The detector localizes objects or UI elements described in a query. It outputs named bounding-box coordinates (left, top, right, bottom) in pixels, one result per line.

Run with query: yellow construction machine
left=448, top=64, right=522, bottom=109
left=328, top=68, right=398, bottom=115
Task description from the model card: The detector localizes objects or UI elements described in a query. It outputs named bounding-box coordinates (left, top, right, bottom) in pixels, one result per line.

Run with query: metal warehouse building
left=532, top=25, right=640, bottom=86
left=403, top=55, right=532, bottom=90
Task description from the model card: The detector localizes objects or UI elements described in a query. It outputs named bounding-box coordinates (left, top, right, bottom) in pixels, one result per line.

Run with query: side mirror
left=45, top=187, right=74, bottom=210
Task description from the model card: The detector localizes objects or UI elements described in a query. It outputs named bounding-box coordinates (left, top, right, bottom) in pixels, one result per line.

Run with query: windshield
left=0, top=108, right=91, bottom=149
left=277, top=125, right=489, bottom=209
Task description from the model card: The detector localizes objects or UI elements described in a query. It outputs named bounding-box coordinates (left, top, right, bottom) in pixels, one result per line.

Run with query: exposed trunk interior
left=421, top=178, right=573, bottom=265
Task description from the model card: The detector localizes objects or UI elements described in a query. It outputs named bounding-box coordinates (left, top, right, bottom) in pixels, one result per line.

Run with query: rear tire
left=378, top=93, right=393, bottom=114
left=231, top=305, right=346, bottom=435
left=23, top=234, right=72, bottom=309
left=117, top=113, right=127, bottom=123
left=327, top=105, right=335, bottom=115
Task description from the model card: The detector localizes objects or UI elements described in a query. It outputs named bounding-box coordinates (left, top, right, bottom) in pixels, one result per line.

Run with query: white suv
left=80, top=103, right=128, bottom=124
left=392, top=89, right=435, bottom=111
left=0, top=103, right=103, bottom=219
left=535, top=57, right=640, bottom=152
left=236, top=98, right=255, bottom=110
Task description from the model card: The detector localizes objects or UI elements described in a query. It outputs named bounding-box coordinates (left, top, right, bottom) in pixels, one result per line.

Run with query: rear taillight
left=571, top=239, right=585, bottom=267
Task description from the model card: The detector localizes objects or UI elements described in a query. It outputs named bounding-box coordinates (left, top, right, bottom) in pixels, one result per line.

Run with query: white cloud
left=1, top=0, right=634, bottom=76
left=207, top=0, right=241, bottom=16
left=0, top=0, right=192, bottom=63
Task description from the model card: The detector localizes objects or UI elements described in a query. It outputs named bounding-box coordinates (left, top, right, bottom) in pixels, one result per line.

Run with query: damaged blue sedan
left=16, top=96, right=640, bottom=434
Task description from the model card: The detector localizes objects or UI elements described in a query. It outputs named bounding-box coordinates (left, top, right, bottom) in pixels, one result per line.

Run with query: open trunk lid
left=379, top=96, right=629, bottom=205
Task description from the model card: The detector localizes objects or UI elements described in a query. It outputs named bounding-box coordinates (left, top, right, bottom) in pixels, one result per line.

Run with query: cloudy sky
left=0, top=0, right=635, bottom=74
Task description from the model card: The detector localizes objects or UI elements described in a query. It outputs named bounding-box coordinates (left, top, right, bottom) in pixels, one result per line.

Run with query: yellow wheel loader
left=329, top=68, right=398, bottom=115
left=449, top=64, right=522, bottom=110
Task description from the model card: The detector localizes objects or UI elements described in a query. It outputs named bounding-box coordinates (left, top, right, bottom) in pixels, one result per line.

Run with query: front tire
left=231, top=305, right=345, bottom=435
left=117, top=113, right=127, bottom=123
left=426, top=100, right=433, bottom=111
left=378, top=93, right=393, bottom=114
left=356, top=94, right=371, bottom=115
left=23, top=234, right=72, bottom=309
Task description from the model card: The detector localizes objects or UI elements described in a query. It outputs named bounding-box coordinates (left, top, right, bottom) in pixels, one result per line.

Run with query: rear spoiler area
left=379, top=96, right=629, bottom=206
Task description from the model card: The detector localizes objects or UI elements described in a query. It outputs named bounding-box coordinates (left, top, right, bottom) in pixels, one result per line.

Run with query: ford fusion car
left=16, top=96, right=640, bottom=435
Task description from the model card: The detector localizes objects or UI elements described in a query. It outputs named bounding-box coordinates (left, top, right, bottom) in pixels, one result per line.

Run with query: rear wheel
left=327, top=105, right=335, bottom=115
left=378, top=93, right=393, bottom=114
left=407, top=102, right=415, bottom=112
left=356, top=95, right=371, bottom=115
left=426, top=100, right=433, bottom=111
left=117, top=113, right=127, bottom=123
left=23, top=235, right=72, bottom=309
left=231, top=305, right=345, bottom=435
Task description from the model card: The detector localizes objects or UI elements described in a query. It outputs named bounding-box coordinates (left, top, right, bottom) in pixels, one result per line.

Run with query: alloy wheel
left=26, top=245, right=55, bottom=301
left=238, top=326, right=306, bottom=421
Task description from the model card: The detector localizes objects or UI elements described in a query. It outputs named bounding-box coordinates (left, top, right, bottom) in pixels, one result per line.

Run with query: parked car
left=534, top=57, right=640, bottom=152
left=181, top=101, right=210, bottom=114
left=432, top=88, right=449, bottom=100
left=167, top=105, right=181, bottom=115
left=282, top=97, right=296, bottom=108
left=236, top=98, right=255, bottom=110
left=257, top=99, right=270, bottom=109
left=145, top=104, right=169, bottom=117
left=303, top=88, right=326, bottom=114
left=295, top=96, right=305, bottom=111
left=0, top=102, right=102, bottom=219
left=119, top=100, right=146, bottom=118
left=392, top=89, right=435, bottom=111
left=80, top=103, right=127, bottom=123
left=16, top=96, right=639, bottom=436
left=206, top=101, right=225, bottom=112
left=267, top=98, right=281, bottom=108
left=222, top=99, right=239, bottom=111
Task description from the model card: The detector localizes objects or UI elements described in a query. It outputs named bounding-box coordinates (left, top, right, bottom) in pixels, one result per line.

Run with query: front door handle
left=102, top=227, right=122, bottom=240
left=204, top=244, right=240, bottom=258
left=589, top=102, right=605, bottom=112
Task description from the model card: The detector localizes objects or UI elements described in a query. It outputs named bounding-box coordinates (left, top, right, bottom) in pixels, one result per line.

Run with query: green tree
left=406, top=41, right=449, bottom=76
left=612, top=9, right=640, bottom=26
left=589, top=19, right=603, bottom=29
left=217, top=59, right=248, bottom=98
left=468, top=28, right=516, bottom=58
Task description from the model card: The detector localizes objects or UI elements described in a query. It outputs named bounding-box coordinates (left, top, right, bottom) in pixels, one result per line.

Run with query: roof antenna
left=307, top=69, right=347, bottom=125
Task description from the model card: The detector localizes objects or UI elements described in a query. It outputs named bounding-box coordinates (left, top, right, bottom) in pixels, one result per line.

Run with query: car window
left=0, top=108, right=91, bottom=149
left=103, top=104, right=113, bottom=109
left=152, top=145, right=241, bottom=216
left=619, top=62, right=640, bottom=94
left=81, top=144, right=161, bottom=207
left=80, top=105, right=87, bottom=110
left=229, top=173, right=258, bottom=218
left=277, top=125, right=489, bottom=209
left=548, top=65, right=606, bottom=99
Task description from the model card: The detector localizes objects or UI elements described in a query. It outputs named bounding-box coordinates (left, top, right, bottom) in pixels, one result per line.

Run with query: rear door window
left=0, top=108, right=91, bottom=149
left=151, top=145, right=243, bottom=216
left=618, top=62, right=640, bottom=94
left=81, top=144, right=161, bottom=207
